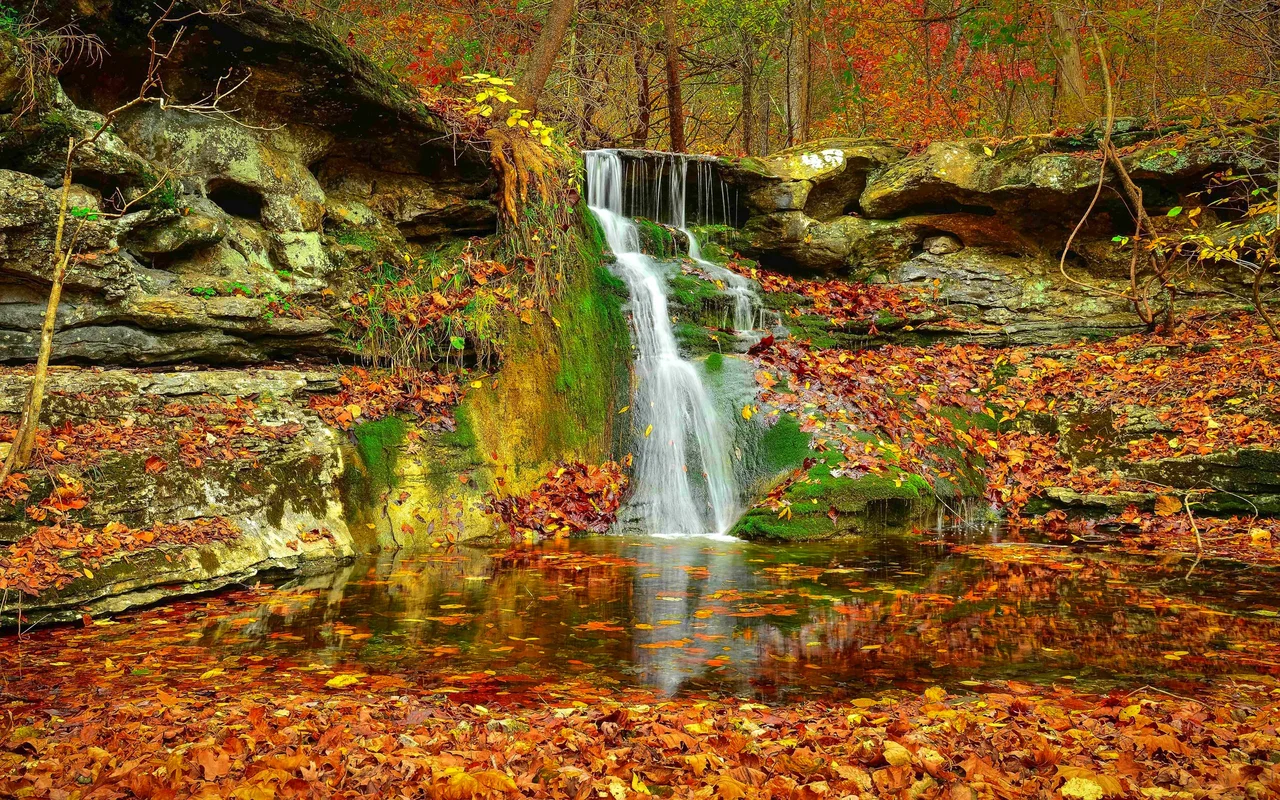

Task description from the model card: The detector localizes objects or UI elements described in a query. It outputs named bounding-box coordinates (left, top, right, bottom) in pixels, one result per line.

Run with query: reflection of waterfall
left=628, top=540, right=750, bottom=695
left=586, top=150, right=740, bottom=536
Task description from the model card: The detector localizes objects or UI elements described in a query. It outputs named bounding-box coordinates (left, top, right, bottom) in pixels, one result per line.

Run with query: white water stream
left=585, top=150, right=751, bottom=536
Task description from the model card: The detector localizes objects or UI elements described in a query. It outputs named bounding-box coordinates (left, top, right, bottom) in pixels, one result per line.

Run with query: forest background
left=282, top=0, right=1280, bottom=152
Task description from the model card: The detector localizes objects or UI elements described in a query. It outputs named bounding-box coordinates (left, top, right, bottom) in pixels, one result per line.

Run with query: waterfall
left=586, top=150, right=740, bottom=536
left=594, top=151, right=768, bottom=338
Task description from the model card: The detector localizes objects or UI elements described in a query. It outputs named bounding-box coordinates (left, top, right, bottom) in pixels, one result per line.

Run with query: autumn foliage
left=750, top=309, right=1280, bottom=564
left=0, top=517, right=239, bottom=596
left=731, top=263, right=939, bottom=328
left=309, top=368, right=464, bottom=432
left=484, top=461, right=629, bottom=539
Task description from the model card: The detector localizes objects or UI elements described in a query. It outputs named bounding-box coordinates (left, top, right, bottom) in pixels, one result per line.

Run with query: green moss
left=686, top=225, right=735, bottom=263
left=756, top=413, right=812, bottom=475
left=674, top=321, right=718, bottom=355
left=439, top=405, right=477, bottom=450
left=548, top=252, right=630, bottom=445
left=704, top=352, right=724, bottom=373
left=335, top=226, right=379, bottom=251
left=635, top=218, right=677, bottom=258
left=732, top=449, right=933, bottom=542
left=353, top=416, right=408, bottom=489
left=669, top=273, right=723, bottom=310
left=734, top=510, right=839, bottom=541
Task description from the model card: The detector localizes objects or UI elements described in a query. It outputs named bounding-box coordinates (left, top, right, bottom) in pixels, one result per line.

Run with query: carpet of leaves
left=2, top=607, right=1277, bottom=799
left=0, top=397, right=305, bottom=501
left=727, top=261, right=939, bottom=327
left=0, top=517, right=239, bottom=596
left=751, top=312, right=1280, bottom=565
left=309, top=368, right=464, bottom=431
left=484, top=461, right=629, bottom=539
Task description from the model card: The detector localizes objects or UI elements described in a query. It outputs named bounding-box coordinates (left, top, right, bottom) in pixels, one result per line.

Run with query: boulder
left=0, top=367, right=359, bottom=625
left=721, top=126, right=1275, bottom=339
left=0, top=0, right=496, bottom=366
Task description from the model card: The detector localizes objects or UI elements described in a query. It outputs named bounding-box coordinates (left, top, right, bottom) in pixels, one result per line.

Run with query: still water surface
left=165, top=533, right=1280, bottom=701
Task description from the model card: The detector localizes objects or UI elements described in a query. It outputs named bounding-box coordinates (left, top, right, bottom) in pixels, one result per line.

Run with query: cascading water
left=586, top=150, right=740, bottom=536
left=613, top=152, right=767, bottom=337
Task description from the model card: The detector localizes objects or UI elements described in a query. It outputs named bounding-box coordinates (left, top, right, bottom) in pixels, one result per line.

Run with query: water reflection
left=184, top=535, right=1280, bottom=700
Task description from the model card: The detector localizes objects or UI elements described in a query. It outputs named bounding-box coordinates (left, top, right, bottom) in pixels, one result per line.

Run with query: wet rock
left=0, top=366, right=355, bottom=624
left=923, top=234, right=962, bottom=254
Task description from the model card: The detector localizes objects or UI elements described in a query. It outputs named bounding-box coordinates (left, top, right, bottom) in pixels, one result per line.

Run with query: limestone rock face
left=0, top=0, right=496, bottom=366
left=0, top=367, right=360, bottom=625
left=720, top=126, right=1274, bottom=340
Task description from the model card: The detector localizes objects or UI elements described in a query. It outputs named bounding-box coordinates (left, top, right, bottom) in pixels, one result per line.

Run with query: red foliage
left=309, top=368, right=463, bottom=431
left=484, top=461, right=629, bottom=539
left=0, top=517, right=239, bottom=596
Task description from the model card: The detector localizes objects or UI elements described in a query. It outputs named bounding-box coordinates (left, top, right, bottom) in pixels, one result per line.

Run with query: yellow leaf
left=200, top=668, right=224, bottom=680
left=883, top=740, right=912, bottom=767
left=345, top=404, right=362, bottom=419
left=325, top=674, right=362, bottom=688
left=632, top=773, right=652, bottom=794
left=1250, top=528, right=1271, bottom=547
left=1154, top=495, right=1182, bottom=517
left=83, top=567, right=94, bottom=579
left=644, top=424, right=653, bottom=437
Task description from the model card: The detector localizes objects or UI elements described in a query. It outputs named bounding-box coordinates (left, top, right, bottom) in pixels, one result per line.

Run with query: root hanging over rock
left=485, top=126, right=560, bottom=223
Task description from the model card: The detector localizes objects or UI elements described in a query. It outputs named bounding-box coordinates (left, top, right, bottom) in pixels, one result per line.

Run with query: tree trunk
left=785, top=0, right=810, bottom=146
left=658, top=0, right=685, bottom=152
left=757, top=84, right=771, bottom=155
left=740, top=32, right=755, bottom=155
left=1051, top=5, right=1089, bottom=123
left=1268, top=0, right=1280, bottom=83
left=632, top=35, right=652, bottom=148
left=0, top=139, right=75, bottom=485
left=519, top=0, right=577, bottom=109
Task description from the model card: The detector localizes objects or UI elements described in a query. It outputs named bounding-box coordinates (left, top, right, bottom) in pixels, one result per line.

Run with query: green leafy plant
left=189, top=287, right=216, bottom=299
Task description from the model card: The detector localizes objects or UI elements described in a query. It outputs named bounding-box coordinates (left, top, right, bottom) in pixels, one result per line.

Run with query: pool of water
left=71, top=532, right=1280, bottom=702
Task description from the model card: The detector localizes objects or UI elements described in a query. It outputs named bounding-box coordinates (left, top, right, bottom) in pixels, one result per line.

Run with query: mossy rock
left=734, top=449, right=934, bottom=542
left=352, top=416, right=408, bottom=489
left=635, top=218, right=681, bottom=258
